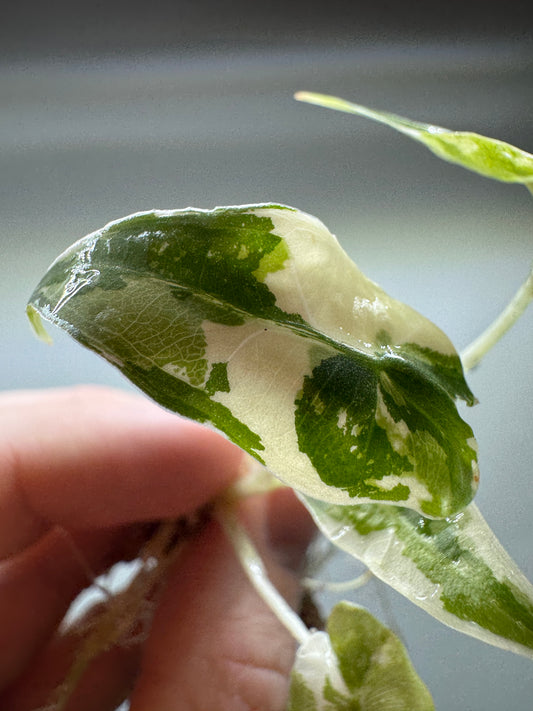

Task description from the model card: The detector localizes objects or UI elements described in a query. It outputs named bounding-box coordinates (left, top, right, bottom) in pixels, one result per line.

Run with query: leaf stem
left=216, top=499, right=312, bottom=647
left=43, top=518, right=198, bottom=711
left=461, top=264, right=533, bottom=371
left=302, top=569, right=373, bottom=594
left=229, top=457, right=285, bottom=499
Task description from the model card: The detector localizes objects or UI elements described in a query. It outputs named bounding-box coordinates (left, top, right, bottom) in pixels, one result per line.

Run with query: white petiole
left=461, top=263, right=533, bottom=371
left=302, top=569, right=373, bottom=593
left=216, top=498, right=312, bottom=647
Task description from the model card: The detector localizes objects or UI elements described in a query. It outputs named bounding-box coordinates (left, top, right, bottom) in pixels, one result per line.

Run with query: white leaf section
left=290, top=630, right=349, bottom=709
left=255, top=206, right=457, bottom=357
left=203, top=319, right=333, bottom=500
left=302, top=497, right=533, bottom=658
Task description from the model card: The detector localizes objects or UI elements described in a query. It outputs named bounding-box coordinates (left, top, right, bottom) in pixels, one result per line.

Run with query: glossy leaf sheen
left=28, top=204, right=477, bottom=516
left=288, top=602, right=435, bottom=711
left=302, top=496, right=533, bottom=659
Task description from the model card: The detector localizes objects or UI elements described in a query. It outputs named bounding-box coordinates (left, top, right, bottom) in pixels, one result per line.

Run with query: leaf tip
left=293, top=91, right=324, bottom=106
left=26, top=304, right=53, bottom=345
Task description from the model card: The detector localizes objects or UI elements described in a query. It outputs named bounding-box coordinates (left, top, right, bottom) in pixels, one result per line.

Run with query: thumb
left=130, top=488, right=317, bottom=711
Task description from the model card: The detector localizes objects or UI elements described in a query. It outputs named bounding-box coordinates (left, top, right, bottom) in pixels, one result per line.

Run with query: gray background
left=1, top=2, right=532, bottom=709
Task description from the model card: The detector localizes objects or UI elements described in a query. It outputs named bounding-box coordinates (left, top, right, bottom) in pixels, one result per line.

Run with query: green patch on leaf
left=121, top=361, right=265, bottom=461
left=28, top=204, right=477, bottom=517
left=288, top=602, right=434, bottom=710
left=295, top=347, right=477, bottom=517
left=252, top=237, right=290, bottom=282
left=376, top=333, right=476, bottom=406
left=295, top=92, right=533, bottom=186
left=295, top=354, right=411, bottom=503
left=329, top=603, right=435, bottom=710
left=205, top=361, right=231, bottom=395
left=303, top=498, right=533, bottom=659
left=26, top=304, right=53, bottom=345
left=288, top=672, right=319, bottom=711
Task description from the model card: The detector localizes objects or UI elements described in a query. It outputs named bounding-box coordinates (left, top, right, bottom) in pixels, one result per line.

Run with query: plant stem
left=461, top=264, right=533, bottom=371
left=216, top=500, right=312, bottom=647
left=229, top=457, right=285, bottom=499
left=303, top=569, right=373, bottom=594
left=43, top=518, right=194, bottom=711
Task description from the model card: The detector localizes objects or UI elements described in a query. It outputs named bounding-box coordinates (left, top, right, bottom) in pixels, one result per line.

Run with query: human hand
left=0, top=386, right=316, bottom=710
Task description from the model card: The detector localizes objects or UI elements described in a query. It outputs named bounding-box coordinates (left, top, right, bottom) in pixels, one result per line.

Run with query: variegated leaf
left=28, top=204, right=477, bottom=517
left=288, top=602, right=435, bottom=711
left=295, top=92, right=533, bottom=186
left=301, top=496, right=533, bottom=658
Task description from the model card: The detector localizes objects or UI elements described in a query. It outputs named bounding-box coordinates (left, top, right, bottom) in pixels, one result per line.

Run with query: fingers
left=129, top=488, right=316, bottom=711
left=0, top=522, right=151, bottom=690
left=0, top=386, right=245, bottom=558
left=2, top=489, right=315, bottom=711
left=0, top=385, right=317, bottom=710
left=0, top=602, right=142, bottom=711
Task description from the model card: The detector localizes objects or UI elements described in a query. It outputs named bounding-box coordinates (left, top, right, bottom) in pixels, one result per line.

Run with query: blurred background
left=1, top=1, right=532, bottom=709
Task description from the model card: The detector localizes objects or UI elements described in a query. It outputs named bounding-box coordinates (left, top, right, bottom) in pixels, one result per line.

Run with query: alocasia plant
left=27, top=95, right=533, bottom=710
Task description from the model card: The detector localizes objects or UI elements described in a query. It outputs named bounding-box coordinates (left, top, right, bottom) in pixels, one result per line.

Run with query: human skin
left=0, top=386, right=316, bottom=710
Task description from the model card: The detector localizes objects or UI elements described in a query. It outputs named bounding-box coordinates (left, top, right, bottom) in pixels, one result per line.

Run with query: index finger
left=0, top=386, right=245, bottom=558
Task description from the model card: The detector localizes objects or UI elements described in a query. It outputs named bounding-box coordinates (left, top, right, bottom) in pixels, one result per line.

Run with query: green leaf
left=26, top=304, right=53, bottom=345
left=302, top=496, right=533, bottom=659
left=28, top=204, right=477, bottom=517
left=295, top=92, right=533, bottom=185
left=288, top=602, right=435, bottom=711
